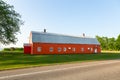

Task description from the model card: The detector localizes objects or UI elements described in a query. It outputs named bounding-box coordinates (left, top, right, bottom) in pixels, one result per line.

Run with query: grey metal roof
left=31, top=31, right=100, bottom=45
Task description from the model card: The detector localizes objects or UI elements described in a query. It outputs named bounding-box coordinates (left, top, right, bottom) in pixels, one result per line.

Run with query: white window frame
left=49, top=47, right=53, bottom=52
left=37, top=47, right=41, bottom=52
left=58, top=47, right=62, bottom=52
left=88, top=48, right=90, bottom=50
left=81, top=48, right=84, bottom=52
left=91, top=48, right=93, bottom=51
left=63, top=47, right=67, bottom=52
left=68, top=47, right=71, bottom=50
left=72, top=47, right=76, bottom=52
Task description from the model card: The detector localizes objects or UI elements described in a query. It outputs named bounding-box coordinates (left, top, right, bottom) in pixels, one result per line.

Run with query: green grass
left=0, top=52, right=120, bottom=70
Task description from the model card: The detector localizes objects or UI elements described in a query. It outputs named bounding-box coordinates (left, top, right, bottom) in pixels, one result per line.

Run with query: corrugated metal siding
left=31, top=31, right=100, bottom=45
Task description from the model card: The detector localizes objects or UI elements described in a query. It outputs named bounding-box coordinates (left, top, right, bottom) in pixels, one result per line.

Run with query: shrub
left=4, top=48, right=10, bottom=51
left=3, top=47, right=23, bottom=51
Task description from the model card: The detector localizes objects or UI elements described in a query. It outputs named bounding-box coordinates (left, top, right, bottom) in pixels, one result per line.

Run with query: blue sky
left=3, top=0, right=120, bottom=48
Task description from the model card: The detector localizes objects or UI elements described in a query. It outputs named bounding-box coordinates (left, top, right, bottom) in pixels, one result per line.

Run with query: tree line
left=96, top=35, right=120, bottom=51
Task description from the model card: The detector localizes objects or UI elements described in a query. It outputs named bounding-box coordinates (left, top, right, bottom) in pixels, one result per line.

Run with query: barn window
left=91, top=48, right=93, bottom=51
left=49, top=47, right=53, bottom=52
left=58, top=47, right=62, bottom=52
left=63, top=47, right=67, bottom=52
left=88, top=48, right=90, bottom=50
left=72, top=48, right=76, bottom=52
left=81, top=48, right=84, bottom=52
left=68, top=47, right=71, bottom=50
left=37, top=47, right=42, bottom=52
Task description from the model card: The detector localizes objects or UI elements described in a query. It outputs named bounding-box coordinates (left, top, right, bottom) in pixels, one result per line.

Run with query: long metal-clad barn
left=24, top=31, right=101, bottom=54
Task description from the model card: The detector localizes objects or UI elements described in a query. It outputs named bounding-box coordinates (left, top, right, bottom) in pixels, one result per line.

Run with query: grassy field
left=102, top=50, right=120, bottom=53
left=0, top=52, right=120, bottom=70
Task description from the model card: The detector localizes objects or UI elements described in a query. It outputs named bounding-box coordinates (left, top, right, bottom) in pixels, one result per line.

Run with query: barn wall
left=29, top=32, right=32, bottom=44
left=31, top=43, right=101, bottom=54
left=24, top=44, right=31, bottom=54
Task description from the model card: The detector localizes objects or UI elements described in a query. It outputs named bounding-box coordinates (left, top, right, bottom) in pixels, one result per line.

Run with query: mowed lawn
left=0, top=52, right=120, bottom=70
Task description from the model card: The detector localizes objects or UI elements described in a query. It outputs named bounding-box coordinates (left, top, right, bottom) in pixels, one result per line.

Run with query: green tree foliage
left=116, top=35, right=120, bottom=50
left=96, top=36, right=105, bottom=50
left=96, top=35, right=120, bottom=51
left=108, top=38, right=116, bottom=50
left=96, top=36, right=108, bottom=50
left=0, top=0, right=23, bottom=45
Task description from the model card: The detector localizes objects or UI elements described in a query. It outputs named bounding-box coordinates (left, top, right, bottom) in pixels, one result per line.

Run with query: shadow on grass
left=1, top=53, right=120, bottom=67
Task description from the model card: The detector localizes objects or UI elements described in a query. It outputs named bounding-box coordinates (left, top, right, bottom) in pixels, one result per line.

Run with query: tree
left=116, top=35, right=120, bottom=50
left=96, top=36, right=109, bottom=50
left=108, top=37, right=116, bottom=50
left=0, top=0, right=23, bottom=45
left=102, top=37, right=109, bottom=50
left=96, top=36, right=116, bottom=50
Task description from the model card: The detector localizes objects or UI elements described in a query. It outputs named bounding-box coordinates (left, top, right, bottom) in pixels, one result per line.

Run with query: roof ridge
left=31, top=31, right=94, bottom=39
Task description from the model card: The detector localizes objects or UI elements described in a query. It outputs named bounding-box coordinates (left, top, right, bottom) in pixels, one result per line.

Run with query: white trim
left=24, top=43, right=31, bottom=46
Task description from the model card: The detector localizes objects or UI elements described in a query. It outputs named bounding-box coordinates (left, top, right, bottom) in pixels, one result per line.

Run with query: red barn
left=24, top=31, right=101, bottom=54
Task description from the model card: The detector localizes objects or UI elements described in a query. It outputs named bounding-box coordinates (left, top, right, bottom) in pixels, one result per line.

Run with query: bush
left=4, top=48, right=11, bottom=51
left=3, top=47, right=23, bottom=51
